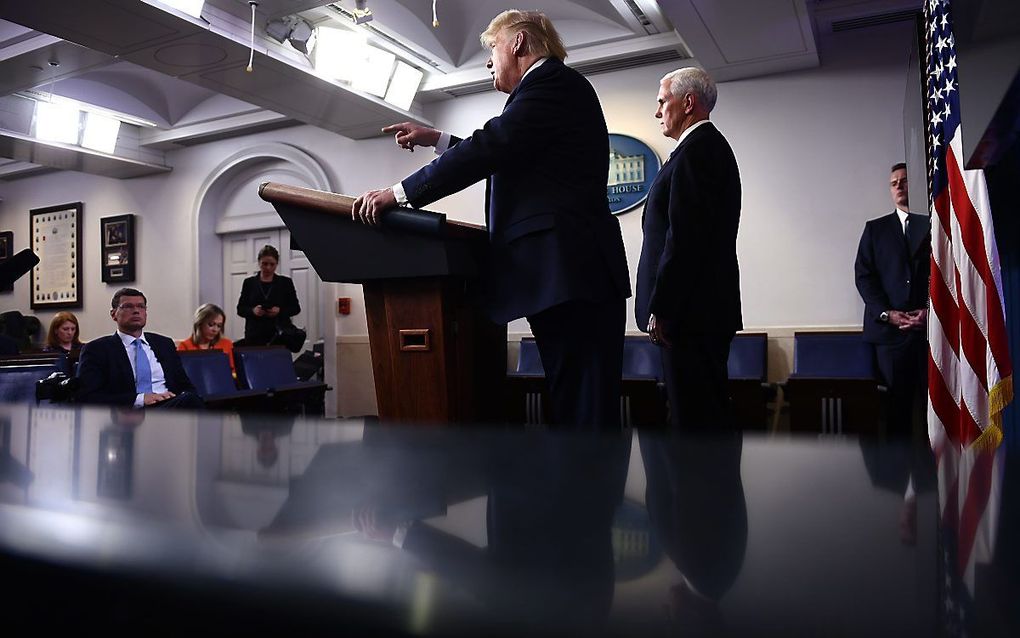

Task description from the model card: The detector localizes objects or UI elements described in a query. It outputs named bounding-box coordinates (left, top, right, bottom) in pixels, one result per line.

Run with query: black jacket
left=76, top=332, right=195, bottom=405
left=400, top=57, right=630, bottom=323
left=854, top=212, right=931, bottom=344
left=635, top=122, right=742, bottom=333
left=236, top=274, right=301, bottom=345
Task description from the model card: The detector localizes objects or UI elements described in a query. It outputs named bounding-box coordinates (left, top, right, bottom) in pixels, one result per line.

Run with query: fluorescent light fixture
left=82, top=111, right=121, bottom=154
left=384, top=61, right=423, bottom=111
left=155, top=0, right=205, bottom=20
left=34, top=101, right=80, bottom=145
left=351, top=46, right=395, bottom=97
left=314, top=27, right=365, bottom=84
left=18, top=90, right=158, bottom=128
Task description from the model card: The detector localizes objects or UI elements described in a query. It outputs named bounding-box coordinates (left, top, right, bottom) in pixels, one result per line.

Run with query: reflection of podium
left=259, top=183, right=506, bottom=424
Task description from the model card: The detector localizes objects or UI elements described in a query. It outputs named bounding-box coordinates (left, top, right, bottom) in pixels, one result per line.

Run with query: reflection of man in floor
left=241, top=414, right=294, bottom=468
left=859, top=432, right=935, bottom=546
left=639, top=431, right=747, bottom=631
left=268, top=428, right=630, bottom=630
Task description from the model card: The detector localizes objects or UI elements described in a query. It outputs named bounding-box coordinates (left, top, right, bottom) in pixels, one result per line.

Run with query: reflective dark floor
left=0, top=403, right=1015, bottom=636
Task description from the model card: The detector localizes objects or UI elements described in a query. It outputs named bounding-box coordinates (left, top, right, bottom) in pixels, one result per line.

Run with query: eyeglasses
left=117, top=303, right=147, bottom=311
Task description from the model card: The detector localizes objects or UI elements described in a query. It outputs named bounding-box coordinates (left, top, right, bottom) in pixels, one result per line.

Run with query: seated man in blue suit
left=352, top=10, right=630, bottom=430
left=77, top=287, right=203, bottom=409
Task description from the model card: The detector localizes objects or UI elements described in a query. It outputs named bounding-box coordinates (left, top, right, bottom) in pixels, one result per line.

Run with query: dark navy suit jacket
left=76, top=332, right=196, bottom=405
left=400, top=57, right=630, bottom=323
left=635, top=122, right=742, bottom=333
left=854, top=212, right=931, bottom=344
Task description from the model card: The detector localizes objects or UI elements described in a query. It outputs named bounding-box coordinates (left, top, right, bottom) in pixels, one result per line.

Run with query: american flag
left=923, top=0, right=1012, bottom=624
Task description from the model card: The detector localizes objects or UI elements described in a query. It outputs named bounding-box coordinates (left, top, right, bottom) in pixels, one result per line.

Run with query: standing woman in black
left=236, top=245, right=301, bottom=347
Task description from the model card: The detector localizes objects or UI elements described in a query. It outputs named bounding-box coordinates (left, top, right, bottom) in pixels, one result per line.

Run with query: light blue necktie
left=133, top=338, right=153, bottom=394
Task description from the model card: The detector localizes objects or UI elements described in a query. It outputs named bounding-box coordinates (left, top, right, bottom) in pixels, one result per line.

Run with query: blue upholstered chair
left=728, top=332, right=767, bottom=381
left=791, top=331, right=876, bottom=379
left=784, top=331, right=882, bottom=435
left=515, top=337, right=544, bottom=375
left=0, top=354, right=67, bottom=404
left=622, top=336, right=662, bottom=380
left=178, top=350, right=273, bottom=411
left=234, top=346, right=328, bottom=416
left=726, top=332, right=771, bottom=430
left=178, top=350, right=238, bottom=397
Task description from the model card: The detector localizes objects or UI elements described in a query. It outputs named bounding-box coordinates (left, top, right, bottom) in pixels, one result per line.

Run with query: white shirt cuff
left=392, top=521, right=411, bottom=548
left=392, top=182, right=408, bottom=206
left=134, top=393, right=145, bottom=408
left=435, top=131, right=451, bottom=154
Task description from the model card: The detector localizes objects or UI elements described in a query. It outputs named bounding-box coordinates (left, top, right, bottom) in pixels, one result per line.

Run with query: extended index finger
left=381, top=122, right=411, bottom=134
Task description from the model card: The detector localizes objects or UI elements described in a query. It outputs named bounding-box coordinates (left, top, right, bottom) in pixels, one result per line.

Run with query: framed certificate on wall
left=101, top=214, right=135, bottom=283
left=30, top=202, right=82, bottom=310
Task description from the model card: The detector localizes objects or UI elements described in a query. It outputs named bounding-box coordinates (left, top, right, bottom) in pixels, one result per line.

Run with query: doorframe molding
left=190, top=143, right=338, bottom=416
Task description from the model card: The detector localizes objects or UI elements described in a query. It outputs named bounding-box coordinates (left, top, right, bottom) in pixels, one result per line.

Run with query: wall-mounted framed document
left=100, top=214, right=135, bottom=283
left=30, top=202, right=82, bottom=310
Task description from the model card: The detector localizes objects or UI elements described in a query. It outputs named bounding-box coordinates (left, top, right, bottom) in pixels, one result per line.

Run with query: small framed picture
left=100, top=214, right=135, bottom=283
left=104, top=220, right=128, bottom=247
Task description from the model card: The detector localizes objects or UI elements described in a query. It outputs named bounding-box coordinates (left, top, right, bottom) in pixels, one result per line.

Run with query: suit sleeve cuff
left=392, top=521, right=412, bottom=548
left=435, top=131, right=451, bottom=154
left=392, top=182, right=408, bottom=206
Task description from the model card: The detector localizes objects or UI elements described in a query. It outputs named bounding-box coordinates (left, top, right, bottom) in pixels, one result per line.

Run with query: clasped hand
left=888, top=308, right=927, bottom=331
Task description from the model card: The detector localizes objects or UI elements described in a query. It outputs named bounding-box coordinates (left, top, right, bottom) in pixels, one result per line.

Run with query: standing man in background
left=635, top=67, right=742, bottom=431
left=855, top=163, right=931, bottom=434
left=352, top=10, right=630, bottom=430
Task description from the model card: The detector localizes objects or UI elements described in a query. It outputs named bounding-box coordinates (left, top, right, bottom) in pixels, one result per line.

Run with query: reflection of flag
left=924, top=0, right=1013, bottom=628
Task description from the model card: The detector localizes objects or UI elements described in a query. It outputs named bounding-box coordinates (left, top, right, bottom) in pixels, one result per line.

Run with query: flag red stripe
left=932, top=188, right=953, bottom=238
left=929, top=353, right=961, bottom=443
left=929, top=257, right=959, bottom=351
left=945, top=144, right=1013, bottom=379
left=956, top=449, right=996, bottom=576
left=959, top=398, right=983, bottom=447
left=957, top=284, right=989, bottom=391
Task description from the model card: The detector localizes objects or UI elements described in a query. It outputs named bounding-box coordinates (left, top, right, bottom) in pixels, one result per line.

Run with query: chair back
left=728, top=332, right=767, bottom=381
left=234, top=346, right=299, bottom=390
left=516, top=337, right=544, bottom=374
left=178, top=350, right=237, bottom=397
left=622, top=336, right=662, bottom=380
left=793, top=331, right=875, bottom=378
left=0, top=361, right=63, bottom=403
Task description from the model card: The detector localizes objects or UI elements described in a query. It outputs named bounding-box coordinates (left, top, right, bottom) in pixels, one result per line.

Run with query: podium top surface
left=259, top=182, right=488, bottom=283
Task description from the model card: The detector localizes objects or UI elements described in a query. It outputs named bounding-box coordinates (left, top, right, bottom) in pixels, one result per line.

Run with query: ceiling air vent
left=623, top=0, right=659, bottom=35
left=831, top=9, right=919, bottom=32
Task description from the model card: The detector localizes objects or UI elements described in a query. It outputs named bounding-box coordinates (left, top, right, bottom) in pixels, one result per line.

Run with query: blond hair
left=192, top=303, right=226, bottom=346
left=480, top=10, right=567, bottom=60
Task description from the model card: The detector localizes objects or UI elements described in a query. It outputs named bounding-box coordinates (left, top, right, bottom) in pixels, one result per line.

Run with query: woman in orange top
left=178, top=303, right=235, bottom=372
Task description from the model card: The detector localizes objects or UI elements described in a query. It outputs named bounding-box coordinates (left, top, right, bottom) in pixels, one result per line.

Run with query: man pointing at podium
left=353, top=10, right=630, bottom=430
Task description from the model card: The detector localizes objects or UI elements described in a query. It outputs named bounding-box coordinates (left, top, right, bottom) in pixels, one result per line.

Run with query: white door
left=222, top=229, right=321, bottom=352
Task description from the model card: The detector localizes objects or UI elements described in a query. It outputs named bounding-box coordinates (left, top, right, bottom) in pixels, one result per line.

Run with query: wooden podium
left=259, top=182, right=506, bottom=424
